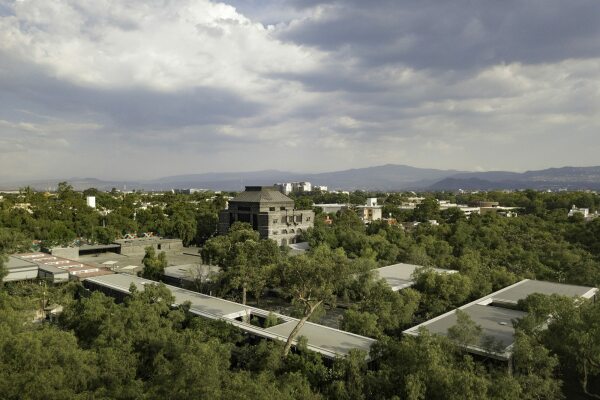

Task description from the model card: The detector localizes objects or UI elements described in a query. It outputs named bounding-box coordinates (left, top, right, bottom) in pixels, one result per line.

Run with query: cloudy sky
left=1, top=0, right=599, bottom=181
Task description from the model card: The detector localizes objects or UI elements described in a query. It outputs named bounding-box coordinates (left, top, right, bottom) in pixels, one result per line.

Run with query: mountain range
left=2, top=165, right=600, bottom=192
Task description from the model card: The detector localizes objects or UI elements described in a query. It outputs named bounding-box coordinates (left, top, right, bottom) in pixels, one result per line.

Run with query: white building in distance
left=274, top=181, right=313, bottom=195
left=356, top=197, right=383, bottom=222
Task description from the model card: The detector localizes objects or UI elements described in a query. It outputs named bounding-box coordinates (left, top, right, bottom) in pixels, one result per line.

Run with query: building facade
left=219, top=186, right=314, bottom=246
left=114, top=237, right=184, bottom=255
left=274, top=181, right=313, bottom=195
left=357, top=197, right=383, bottom=222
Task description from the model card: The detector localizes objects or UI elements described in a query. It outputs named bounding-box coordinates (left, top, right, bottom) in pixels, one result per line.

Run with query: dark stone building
left=219, top=186, right=314, bottom=246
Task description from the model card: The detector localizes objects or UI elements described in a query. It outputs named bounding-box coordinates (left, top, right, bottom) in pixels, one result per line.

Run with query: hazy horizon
left=1, top=1, right=600, bottom=181
left=1, top=163, right=600, bottom=188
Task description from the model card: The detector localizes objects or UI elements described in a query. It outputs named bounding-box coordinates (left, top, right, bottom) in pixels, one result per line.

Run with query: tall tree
left=141, top=246, right=168, bottom=280
left=279, top=245, right=348, bottom=357
left=223, top=238, right=280, bottom=305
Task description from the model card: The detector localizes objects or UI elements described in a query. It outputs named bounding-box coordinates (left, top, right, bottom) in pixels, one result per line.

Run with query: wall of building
left=117, top=239, right=184, bottom=255
left=220, top=207, right=314, bottom=245
left=257, top=209, right=314, bottom=245
left=38, top=269, right=70, bottom=283
left=3, top=268, right=39, bottom=282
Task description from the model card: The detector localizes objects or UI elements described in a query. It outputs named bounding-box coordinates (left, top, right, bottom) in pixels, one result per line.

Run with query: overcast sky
left=1, top=0, right=599, bottom=181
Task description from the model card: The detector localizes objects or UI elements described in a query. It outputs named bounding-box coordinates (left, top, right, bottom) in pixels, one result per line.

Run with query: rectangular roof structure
left=374, top=263, right=457, bottom=291
left=404, top=279, right=598, bottom=360
left=11, top=252, right=113, bottom=281
left=85, top=273, right=376, bottom=359
left=5, top=255, right=39, bottom=271
left=230, top=186, right=294, bottom=205
left=264, top=320, right=375, bottom=358
left=3, top=256, right=39, bottom=282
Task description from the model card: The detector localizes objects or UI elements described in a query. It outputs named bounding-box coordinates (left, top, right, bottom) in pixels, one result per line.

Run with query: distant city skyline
left=1, top=0, right=599, bottom=181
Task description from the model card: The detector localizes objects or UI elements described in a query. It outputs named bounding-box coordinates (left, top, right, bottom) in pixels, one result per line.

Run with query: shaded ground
left=246, top=295, right=345, bottom=330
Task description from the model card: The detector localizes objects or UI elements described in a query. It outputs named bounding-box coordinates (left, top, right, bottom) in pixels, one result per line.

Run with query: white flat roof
left=85, top=273, right=376, bottom=359
left=374, top=263, right=457, bottom=291
left=404, top=279, right=598, bottom=360
left=5, top=256, right=39, bottom=271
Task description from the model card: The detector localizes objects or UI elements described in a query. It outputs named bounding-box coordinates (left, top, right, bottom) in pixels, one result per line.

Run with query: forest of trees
left=0, top=183, right=226, bottom=249
left=1, top=186, right=600, bottom=398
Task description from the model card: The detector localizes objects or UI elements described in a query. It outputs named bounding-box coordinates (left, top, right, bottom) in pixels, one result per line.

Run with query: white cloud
left=0, top=0, right=599, bottom=180
left=0, top=0, right=320, bottom=92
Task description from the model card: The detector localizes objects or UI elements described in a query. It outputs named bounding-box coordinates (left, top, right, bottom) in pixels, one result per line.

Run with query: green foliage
left=204, top=222, right=281, bottom=304
left=342, top=271, right=420, bottom=337
left=264, top=312, right=280, bottom=328
left=413, top=269, right=473, bottom=317
left=516, top=294, right=600, bottom=397
left=0, top=186, right=223, bottom=248
left=413, top=197, right=441, bottom=222
left=0, top=254, right=6, bottom=283
left=447, top=309, right=482, bottom=348
left=140, top=246, right=168, bottom=280
left=278, top=245, right=350, bottom=356
left=196, top=210, right=219, bottom=244
left=511, top=331, right=564, bottom=399
left=1, top=188, right=599, bottom=398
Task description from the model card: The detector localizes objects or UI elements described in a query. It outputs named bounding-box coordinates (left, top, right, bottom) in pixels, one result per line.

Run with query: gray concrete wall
left=118, top=239, right=184, bottom=255
left=3, top=268, right=39, bottom=282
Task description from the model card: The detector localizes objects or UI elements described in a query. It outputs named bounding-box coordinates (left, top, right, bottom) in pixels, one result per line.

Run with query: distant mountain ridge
left=1, top=165, right=599, bottom=191
left=429, top=166, right=600, bottom=191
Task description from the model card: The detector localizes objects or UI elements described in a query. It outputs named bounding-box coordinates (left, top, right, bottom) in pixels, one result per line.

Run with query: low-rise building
left=3, top=256, right=39, bottom=282
left=219, top=186, right=314, bottom=246
left=274, top=181, right=313, bottom=195
left=568, top=205, right=589, bottom=218
left=4, top=253, right=113, bottom=283
left=173, top=188, right=207, bottom=194
left=314, top=203, right=348, bottom=214
left=403, top=279, right=598, bottom=361
left=84, top=273, right=376, bottom=359
left=86, top=196, right=96, bottom=208
left=356, top=198, right=383, bottom=222
left=114, top=237, right=184, bottom=255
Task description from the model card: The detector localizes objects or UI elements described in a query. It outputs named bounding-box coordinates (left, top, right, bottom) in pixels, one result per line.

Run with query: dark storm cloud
left=1, top=0, right=599, bottom=180
left=0, top=54, right=262, bottom=130
left=279, top=0, right=600, bottom=70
